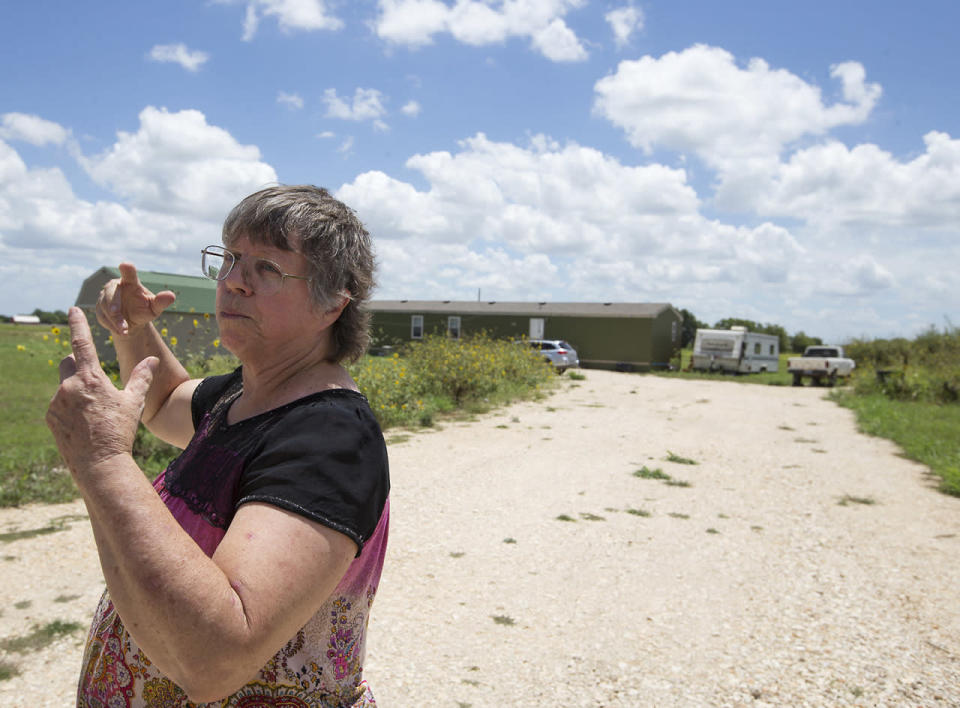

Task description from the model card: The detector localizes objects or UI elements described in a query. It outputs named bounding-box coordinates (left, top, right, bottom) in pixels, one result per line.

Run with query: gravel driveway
left=2, top=371, right=958, bottom=706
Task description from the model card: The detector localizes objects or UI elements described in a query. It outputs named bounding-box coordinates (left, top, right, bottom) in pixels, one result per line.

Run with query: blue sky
left=2, top=0, right=958, bottom=342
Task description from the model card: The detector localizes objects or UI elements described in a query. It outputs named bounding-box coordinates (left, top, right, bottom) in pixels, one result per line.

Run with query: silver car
left=526, top=339, right=579, bottom=374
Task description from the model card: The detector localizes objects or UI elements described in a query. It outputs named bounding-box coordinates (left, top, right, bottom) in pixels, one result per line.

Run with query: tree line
left=677, top=309, right=823, bottom=354
left=0, top=308, right=71, bottom=324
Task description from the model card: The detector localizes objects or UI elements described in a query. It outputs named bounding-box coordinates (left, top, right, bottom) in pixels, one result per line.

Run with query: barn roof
left=366, top=300, right=677, bottom=319
left=76, top=267, right=216, bottom=313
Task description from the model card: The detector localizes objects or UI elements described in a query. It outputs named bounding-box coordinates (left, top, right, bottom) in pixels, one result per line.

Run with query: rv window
left=754, top=342, right=761, bottom=354
left=769, top=344, right=775, bottom=355
left=411, top=315, right=423, bottom=339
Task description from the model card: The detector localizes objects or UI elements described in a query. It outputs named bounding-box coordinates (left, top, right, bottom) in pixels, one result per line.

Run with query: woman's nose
left=222, top=258, right=251, bottom=294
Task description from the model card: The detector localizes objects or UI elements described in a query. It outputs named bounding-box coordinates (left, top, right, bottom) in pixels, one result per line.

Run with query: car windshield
left=804, top=348, right=837, bottom=357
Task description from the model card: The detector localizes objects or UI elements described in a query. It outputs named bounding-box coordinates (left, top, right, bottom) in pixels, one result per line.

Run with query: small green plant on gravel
left=706, top=528, right=720, bottom=534
left=665, top=451, right=698, bottom=465
left=567, top=371, right=586, bottom=380
left=579, top=512, right=606, bottom=521
left=668, top=512, right=690, bottom=519
left=665, top=479, right=692, bottom=488
left=13, top=600, right=31, bottom=610
left=633, top=466, right=671, bottom=480
left=0, top=659, right=20, bottom=680
left=0, top=619, right=84, bottom=653
left=626, top=508, right=651, bottom=517
left=555, top=514, right=576, bottom=522
left=837, top=494, right=877, bottom=506
left=502, top=537, right=517, bottom=544
left=491, top=615, right=515, bottom=626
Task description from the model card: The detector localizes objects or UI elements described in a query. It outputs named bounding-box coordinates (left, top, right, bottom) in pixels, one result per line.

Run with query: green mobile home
left=368, top=301, right=682, bottom=371
left=75, top=267, right=219, bottom=362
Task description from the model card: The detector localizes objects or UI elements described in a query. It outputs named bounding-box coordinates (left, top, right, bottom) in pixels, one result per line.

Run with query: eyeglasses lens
left=201, top=249, right=229, bottom=281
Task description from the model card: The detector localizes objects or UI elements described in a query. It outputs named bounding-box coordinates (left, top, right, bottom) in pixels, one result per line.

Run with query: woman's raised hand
left=96, top=263, right=177, bottom=336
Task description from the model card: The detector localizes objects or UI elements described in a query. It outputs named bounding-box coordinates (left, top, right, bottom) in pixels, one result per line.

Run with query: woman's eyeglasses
left=201, top=245, right=312, bottom=296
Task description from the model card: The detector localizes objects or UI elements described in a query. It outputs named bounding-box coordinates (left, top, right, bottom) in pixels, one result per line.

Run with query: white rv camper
left=691, top=326, right=780, bottom=373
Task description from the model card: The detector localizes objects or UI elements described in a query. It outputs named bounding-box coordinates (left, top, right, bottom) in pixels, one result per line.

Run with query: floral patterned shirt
left=77, top=370, right=390, bottom=707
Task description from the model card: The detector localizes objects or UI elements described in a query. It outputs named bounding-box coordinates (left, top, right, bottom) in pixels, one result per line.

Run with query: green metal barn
left=75, top=267, right=219, bottom=362
left=367, top=301, right=682, bottom=371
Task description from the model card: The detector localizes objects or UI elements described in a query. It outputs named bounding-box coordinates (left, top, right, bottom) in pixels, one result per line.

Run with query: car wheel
left=556, top=367, right=566, bottom=375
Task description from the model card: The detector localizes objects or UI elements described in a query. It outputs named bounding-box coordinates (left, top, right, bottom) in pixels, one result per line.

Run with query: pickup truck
left=787, top=346, right=855, bottom=387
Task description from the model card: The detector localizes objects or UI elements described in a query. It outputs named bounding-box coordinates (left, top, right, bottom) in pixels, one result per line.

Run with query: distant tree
left=31, top=308, right=70, bottom=324
left=790, top=331, right=823, bottom=353
left=678, top=308, right=708, bottom=348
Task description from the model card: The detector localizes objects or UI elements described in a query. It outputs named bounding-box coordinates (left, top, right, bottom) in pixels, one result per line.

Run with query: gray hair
left=222, top=185, right=376, bottom=363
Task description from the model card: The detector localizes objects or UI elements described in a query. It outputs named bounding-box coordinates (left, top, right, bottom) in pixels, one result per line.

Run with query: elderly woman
left=46, top=185, right=390, bottom=706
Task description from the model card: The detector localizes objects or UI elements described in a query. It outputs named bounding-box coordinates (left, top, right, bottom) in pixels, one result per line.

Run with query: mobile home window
left=447, top=316, right=461, bottom=340
left=769, top=344, right=775, bottom=355
left=411, top=315, right=423, bottom=339
left=754, top=342, right=761, bottom=354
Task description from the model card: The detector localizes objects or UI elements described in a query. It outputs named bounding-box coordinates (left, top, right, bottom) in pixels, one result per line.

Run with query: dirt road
left=2, top=371, right=958, bottom=706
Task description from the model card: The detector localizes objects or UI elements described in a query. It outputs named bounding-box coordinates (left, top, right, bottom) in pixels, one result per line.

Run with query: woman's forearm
left=80, top=454, right=254, bottom=699
left=113, top=323, right=191, bottom=426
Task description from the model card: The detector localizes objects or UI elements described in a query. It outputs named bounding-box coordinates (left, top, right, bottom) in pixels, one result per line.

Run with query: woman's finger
left=67, top=307, right=101, bottom=372
left=58, top=354, right=78, bottom=383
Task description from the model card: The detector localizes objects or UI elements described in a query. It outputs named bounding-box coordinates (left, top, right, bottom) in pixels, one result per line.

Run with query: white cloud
left=277, top=91, right=305, bottom=109
left=593, top=45, right=881, bottom=174
left=744, top=131, right=960, bottom=228
left=316, top=130, right=335, bottom=139
left=323, top=88, right=389, bottom=122
left=605, top=4, right=643, bottom=48
left=374, top=0, right=588, bottom=62
left=223, top=0, right=343, bottom=40
left=0, top=113, right=69, bottom=146
left=78, top=106, right=277, bottom=220
left=337, top=136, right=355, bottom=154
left=401, top=100, right=422, bottom=117
left=148, top=43, right=210, bottom=72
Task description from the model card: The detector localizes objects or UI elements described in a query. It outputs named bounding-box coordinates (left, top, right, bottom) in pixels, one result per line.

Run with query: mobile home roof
left=366, top=301, right=675, bottom=318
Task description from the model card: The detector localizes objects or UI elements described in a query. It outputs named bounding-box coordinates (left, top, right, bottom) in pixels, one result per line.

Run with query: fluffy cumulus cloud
left=322, top=88, right=388, bottom=123
left=400, top=100, right=422, bottom=117
left=148, top=43, right=210, bottom=72
left=374, top=0, right=588, bottom=62
left=227, top=0, right=343, bottom=40
left=0, top=113, right=70, bottom=146
left=0, top=109, right=283, bottom=314
left=79, top=106, right=277, bottom=221
left=593, top=45, right=881, bottom=174
left=750, top=131, right=960, bottom=228
left=335, top=132, right=815, bottom=308
left=277, top=91, right=305, bottom=109
left=605, top=4, right=643, bottom=48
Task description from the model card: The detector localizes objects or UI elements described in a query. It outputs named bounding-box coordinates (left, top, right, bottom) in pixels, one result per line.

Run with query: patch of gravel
left=2, top=372, right=958, bottom=706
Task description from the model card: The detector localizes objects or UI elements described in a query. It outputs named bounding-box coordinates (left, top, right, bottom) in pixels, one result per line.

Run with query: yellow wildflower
left=170, top=336, right=178, bottom=346
left=203, top=313, right=210, bottom=320
left=42, top=334, right=49, bottom=341
left=161, top=328, right=168, bottom=337
left=193, top=319, right=199, bottom=328
left=48, top=359, right=54, bottom=366
left=16, top=344, right=26, bottom=352
left=213, top=339, right=220, bottom=348
left=51, top=326, right=61, bottom=335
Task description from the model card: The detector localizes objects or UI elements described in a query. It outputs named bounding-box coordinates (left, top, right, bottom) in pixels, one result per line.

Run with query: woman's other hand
left=47, top=307, right=158, bottom=475
left=96, top=262, right=176, bottom=336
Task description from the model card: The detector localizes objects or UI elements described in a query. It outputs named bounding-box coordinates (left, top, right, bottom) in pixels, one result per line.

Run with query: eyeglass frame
left=201, top=245, right=314, bottom=294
